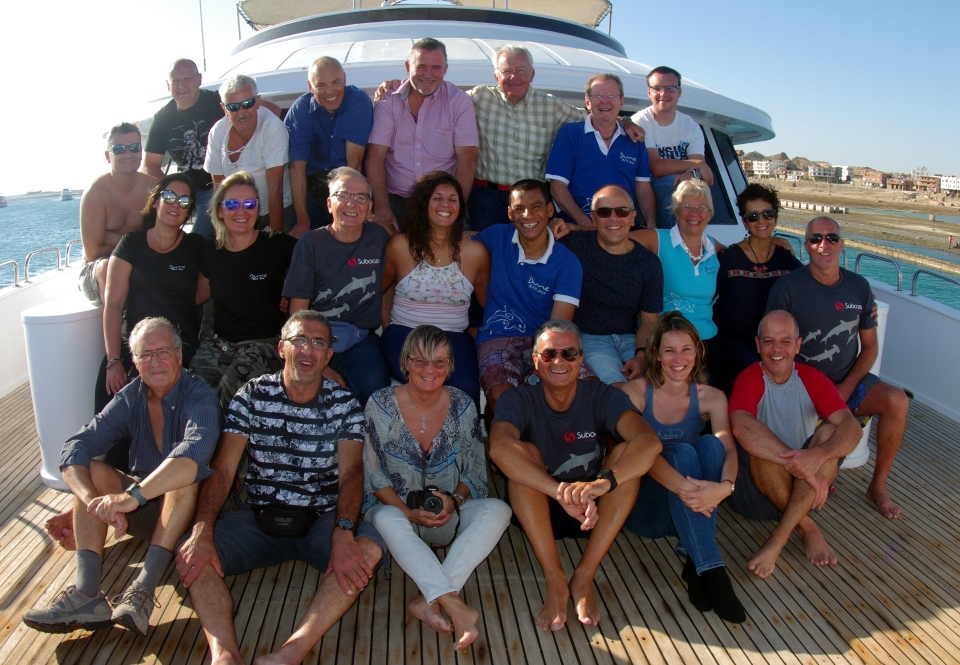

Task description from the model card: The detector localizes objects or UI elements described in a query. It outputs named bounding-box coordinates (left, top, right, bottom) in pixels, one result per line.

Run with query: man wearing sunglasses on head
left=766, top=217, right=908, bottom=521
left=78, top=122, right=158, bottom=305
left=630, top=66, right=714, bottom=229
left=491, top=319, right=661, bottom=632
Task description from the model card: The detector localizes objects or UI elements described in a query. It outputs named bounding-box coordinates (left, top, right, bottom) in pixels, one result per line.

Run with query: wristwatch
left=595, top=469, right=618, bottom=492
left=336, top=517, right=356, bottom=532
left=125, top=482, right=147, bottom=507
left=688, top=168, right=702, bottom=180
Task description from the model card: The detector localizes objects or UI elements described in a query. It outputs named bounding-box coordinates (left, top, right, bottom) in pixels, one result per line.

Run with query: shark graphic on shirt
left=553, top=448, right=600, bottom=477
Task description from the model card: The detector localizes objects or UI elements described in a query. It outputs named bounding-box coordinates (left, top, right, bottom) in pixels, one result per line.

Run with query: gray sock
left=75, top=549, right=102, bottom=597
left=135, top=546, right=173, bottom=595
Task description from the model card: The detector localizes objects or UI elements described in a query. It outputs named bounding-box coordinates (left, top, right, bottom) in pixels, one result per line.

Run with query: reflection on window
left=704, top=127, right=736, bottom=225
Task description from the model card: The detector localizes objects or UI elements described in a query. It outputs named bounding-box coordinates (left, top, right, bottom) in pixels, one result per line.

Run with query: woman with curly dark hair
left=380, top=171, right=490, bottom=408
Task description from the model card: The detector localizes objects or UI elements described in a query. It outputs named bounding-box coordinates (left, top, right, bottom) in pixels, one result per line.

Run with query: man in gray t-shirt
left=490, top=319, right=660, bottom=633
left=766, top=217, right=909, bottom=521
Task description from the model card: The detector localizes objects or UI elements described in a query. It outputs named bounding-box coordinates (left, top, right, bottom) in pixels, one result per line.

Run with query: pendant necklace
left=409, top=387, right=445, bottom=433
left=746, top=236, right=772, bottom=269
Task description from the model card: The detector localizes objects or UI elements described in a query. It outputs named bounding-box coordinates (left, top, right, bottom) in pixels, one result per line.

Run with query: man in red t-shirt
left=728, top=310, right=861, bottom=579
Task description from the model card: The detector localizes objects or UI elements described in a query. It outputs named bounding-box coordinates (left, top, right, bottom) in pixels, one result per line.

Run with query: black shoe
left=681, top=558, right=711, bottom=612
left=702, top=566, right=746, bottom=623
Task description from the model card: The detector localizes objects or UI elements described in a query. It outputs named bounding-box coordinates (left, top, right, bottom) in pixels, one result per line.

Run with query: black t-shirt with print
left=145, top=89, right=224, bottom=191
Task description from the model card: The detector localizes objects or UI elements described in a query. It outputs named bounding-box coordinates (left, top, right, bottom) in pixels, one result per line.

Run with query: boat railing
left=911, top=269, right=960, bottom=298
left=854, top=252, right=903, bottom=291
left=774, top=232, right=848, bottom=269
left=0, top=260, right=20, bottom=288
left=24, top=247, right=62, bottom=283
left=64, top=239, right=83, bottom=268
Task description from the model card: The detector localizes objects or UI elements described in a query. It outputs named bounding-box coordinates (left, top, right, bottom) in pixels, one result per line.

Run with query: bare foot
left=435, top=593, right=479, bottom=651
left=569, top=571, right=600, bottom=626
left=210, top=650, right=245, bottom=665
left=866, top=483, right=901, bottom=519
left=409, top=595, right=451, bottom=634
left=747, top=539, right=783, bottom=579
left=45, top=510, right=76, bottom=550
left=799, top=523, right=838, bottom=567
left=254, top=650, right=296, bottom=665
left=536, top=575, right=569, bottom=632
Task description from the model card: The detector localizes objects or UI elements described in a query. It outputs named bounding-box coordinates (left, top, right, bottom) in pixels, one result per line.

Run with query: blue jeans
left=467, top=186, right=511, bottom=232
left=581, top=333, right=635, bottom=384
left=651, top=175, right=678, bottom=229
left=191, top=188, right=215, bottom=240
left=625, top=434, right=726, bottom=573
left=328, top=334, right=391, bottom=407
left=306, top=191, right=332, bottom=229
left=380, top=324, right=481, bottom=410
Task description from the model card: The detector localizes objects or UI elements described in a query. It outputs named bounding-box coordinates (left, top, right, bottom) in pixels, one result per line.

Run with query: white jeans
left=365, top=498, right=512, bottom=604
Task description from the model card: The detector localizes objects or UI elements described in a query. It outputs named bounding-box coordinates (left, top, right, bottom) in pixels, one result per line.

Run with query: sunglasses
left=594, top=206, right=634, bottom=219
left=536, top=347, right=582, bottom=362
left=743, top=209, right=777, bottom=223
left=806, top=233, right=841, bottom=245
left=221, top=198, right=259, bottom=211
left=160, top=190, right=193, bottom=209
left=110, top=142, right=142, bottom=155
left=224, top=97, right=257, bottom=113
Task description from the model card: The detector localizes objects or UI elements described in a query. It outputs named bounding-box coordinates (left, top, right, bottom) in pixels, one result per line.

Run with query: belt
left=474, top=178, right=511, bottom=191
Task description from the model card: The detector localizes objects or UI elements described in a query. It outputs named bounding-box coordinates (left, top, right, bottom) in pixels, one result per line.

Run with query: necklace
left=408, top=387, right=445, bottom=433
left=746, top=236, right=772, bottom=266
left=679, top=235, right=705, bottom=262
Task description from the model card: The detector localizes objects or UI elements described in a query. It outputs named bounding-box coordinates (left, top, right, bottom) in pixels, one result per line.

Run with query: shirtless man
left=78, top=122, right=157, bottom=304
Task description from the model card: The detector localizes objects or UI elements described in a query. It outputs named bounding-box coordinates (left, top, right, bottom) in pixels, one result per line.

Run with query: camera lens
left=423, top=495, right=444, bottom=513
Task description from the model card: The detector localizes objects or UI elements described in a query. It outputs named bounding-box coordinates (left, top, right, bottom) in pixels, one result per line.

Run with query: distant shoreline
left=2, top=190, right=84, bottom=202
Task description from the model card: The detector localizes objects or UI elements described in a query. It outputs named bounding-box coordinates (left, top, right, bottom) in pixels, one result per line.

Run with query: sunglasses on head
left=159, top=190, right=193, bottom=209
left=744, top=209, right=776, bottom=223
left=221, top=198, right=259, bottom=211
left=110, top=142, right=141, bottom=155
left=224, top=97, right=257, bottom=113
left=806, top=233, right=841, bottom=245
left=594, top=206, right=634, bottom=219
left=537, top=347, right=582, bottom=362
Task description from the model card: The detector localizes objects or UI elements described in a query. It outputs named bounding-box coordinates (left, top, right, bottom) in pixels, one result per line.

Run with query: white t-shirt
left=630, top=107, right=705, bottom=161
left=204, top=107, right=292, bottom=215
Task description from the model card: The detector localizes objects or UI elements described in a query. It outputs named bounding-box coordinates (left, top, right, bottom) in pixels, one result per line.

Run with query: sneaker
left=110, top=582, right=160, bottom=636
left=22, top=585, right=113, bottom=633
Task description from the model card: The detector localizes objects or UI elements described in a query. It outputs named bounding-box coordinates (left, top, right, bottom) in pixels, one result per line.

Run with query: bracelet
left=106, top=357, right=123, bottom=368
left=452, top=493, right=467, bottom=506
left=635, top=347, right=646, bottom=356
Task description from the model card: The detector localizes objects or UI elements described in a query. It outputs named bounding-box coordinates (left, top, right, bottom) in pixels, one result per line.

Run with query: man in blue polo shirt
left=545, top=73, right=657, bottom=229
left=474, top=179, right=588, bottom=419
left=285, top=57, right=374, bottom=237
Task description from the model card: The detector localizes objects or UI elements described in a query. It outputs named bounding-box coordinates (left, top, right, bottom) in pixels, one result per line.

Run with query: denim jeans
left=467, top=186, right=511, bottom=232
left=191, top=188, right=215, bottom=241
left=365, top=498, right=512, bottom=603
left=650, top=175, right=679, bottom=229
left=581, top=333, right=636, bottom=384
left=625, top=434, right=726, bottom=573
left=328, top=333, right=391, bottom=407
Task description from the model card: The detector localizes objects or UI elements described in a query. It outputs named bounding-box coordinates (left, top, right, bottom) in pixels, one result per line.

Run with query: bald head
left=756, top=309, right=802, bottom=381
left=308, top=57, right=347, bottom=113
left=806, top=216, right=840, bottom=234
left=758, top=309, right=799, bottom=339
left=167, top=59, right=202, bottom=110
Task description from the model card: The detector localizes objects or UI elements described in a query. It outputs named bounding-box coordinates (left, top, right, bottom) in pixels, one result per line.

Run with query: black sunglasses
left=224, top=97, right=257, bottom=113
left=743, top=209, right=776, bottom=223
left=110, top=142, right=142, bottom=155
left=221, top=198, right=259, bottom=210
left=160, top=190, right=193, bottom=209
left=537, top=347, right=582, bottom=362
left=806, top=233, right=841, bottom=245
left=594, top=206, right=634, bottom=219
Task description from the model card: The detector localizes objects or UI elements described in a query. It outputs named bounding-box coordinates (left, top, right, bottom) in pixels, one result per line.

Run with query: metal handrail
left=911, top=269, right=960, bottom=297
left=854, top=252, right=903, bottom=291
left=64, top=238, right=83, bottom=267
left=24, top=246, right=62, bottom=283
left=0, top=259, right=20, bottom=288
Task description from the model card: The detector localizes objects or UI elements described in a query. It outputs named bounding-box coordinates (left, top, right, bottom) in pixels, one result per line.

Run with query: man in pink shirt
left=365, top=37, right=479, bottom=231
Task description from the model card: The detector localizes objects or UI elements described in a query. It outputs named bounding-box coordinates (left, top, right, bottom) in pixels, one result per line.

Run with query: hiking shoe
left=110, top=582, right=160, bottom=636
left=22, top=585, right=113, bottom=633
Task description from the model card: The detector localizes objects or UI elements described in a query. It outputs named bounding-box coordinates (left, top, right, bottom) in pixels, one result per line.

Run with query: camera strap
left=434, top=488, right=462, bottom=544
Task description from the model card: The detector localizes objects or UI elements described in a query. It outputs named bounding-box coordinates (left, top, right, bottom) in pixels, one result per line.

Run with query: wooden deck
left=1, top=382, right=960, bottom=665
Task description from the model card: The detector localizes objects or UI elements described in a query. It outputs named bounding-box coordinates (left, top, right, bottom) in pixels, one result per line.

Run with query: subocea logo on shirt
left=564, top=431, right=596, bottom=443
left=835, top=301, right=844, bottom=311
left=348, top=257, right=380, bottom=267
left=564, top=431, right=575, bottom=443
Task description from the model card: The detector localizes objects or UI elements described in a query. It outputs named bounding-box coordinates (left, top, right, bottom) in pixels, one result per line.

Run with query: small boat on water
left=59, top=189, right=72, bottom=201
left=0, top=195, right=7, bottom=208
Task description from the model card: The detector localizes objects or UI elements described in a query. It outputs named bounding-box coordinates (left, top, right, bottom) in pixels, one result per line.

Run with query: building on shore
left=836, top=165, right=855, bottom=182
left=808, top=164, right=839, bottom=182
left=862, top=170, right=887, bottom=188
left=752, top=159, right=786, bottom=177
left=912, top=166, right=931, bottom=180
left=940, top=175, right=960, bottom=194
left=888, top=178, right=915, bottom=191
left=916, top=175, right=942, bottom=194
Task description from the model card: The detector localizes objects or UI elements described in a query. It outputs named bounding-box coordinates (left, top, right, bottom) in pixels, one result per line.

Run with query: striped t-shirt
left=225, top=372, right=365, bottom=511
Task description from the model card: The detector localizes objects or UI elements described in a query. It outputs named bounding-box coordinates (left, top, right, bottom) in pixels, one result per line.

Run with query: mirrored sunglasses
left=224, top=97, right=257, bottom=113
left=221, top=198, right=259, bottom=211
left=160, top=190, right=193, bottom=209
left=110, top=142, right=142, bottom=155
left=806, top=233, right=841, bottom=245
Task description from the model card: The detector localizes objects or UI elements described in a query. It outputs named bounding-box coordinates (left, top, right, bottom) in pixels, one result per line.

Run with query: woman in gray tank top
left=619, top=312, right=745, bottom=623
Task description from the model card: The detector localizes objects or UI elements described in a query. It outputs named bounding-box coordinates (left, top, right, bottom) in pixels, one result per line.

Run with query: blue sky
left=0, top=0, right=956, bottom=193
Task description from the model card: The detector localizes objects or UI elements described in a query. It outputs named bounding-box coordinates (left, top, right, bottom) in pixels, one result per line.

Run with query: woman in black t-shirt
left=711, top=184, right=802, bottom=393
left=98, top=174, right=205, bottom=411
left=191, top=171, right=296, bottom=406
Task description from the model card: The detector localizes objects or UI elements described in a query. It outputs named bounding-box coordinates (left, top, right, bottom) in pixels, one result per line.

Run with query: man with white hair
left=204, top=74, right=293, bottom=232
left=285, top=56, right=374, bottom=236
left=22, top=317, right=221, bottom=636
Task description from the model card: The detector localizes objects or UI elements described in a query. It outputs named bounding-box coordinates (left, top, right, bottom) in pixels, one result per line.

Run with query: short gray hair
left=219, top=74, right=258, bottom=100
left=807, top=216, right=841, bottom=234
left=493, top=44, right=533, bottom=69
left=670, top=178, right=714, bottom=219
left=281, top=310, right=331, bottom=341
left=533, top=319, right=583, bottom=353
left=309, top=56, right=344, bottom=79
left=758, top=310, right=800, bottom=339
left=399, top=325, right=454, bottom=378
left=585, top=73, right=623, bottom=97
left=328, top=167, right=372, bottom=196
left=129, top=317, right=182, bottom=356
left=409, top=37, right=447, bottom=64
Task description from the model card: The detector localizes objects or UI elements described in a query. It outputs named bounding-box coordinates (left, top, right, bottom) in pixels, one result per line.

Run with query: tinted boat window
left=704, top=128, right=737, bottom=225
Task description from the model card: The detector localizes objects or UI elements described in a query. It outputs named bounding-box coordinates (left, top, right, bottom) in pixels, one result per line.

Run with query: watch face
left=337, top=518, right=355, bottom=530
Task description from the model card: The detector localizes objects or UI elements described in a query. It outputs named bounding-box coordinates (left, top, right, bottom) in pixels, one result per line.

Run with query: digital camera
left=405, top=485, right=444, bottom=514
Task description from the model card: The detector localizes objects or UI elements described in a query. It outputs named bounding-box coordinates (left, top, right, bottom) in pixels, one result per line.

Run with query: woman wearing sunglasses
left=189, top=171, right=297, bottom=406
left=620, top=312, right=745, bottom=623
left=711, top=183, right=802, bottom=393
left=363, top=325, right=511, bottom=651
left=98, top=173, right=205, bottom=411
left=379, top=172, right=490, bottom=409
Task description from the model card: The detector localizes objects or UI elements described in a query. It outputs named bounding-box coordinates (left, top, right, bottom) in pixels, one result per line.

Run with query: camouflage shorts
left=78, top=258, right=108, bottom=305
left=189, top=333, right=282, bottom=407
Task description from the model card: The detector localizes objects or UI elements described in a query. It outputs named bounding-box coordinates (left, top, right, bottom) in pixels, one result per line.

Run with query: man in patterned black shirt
left=176, top=309, right=385, bottom=665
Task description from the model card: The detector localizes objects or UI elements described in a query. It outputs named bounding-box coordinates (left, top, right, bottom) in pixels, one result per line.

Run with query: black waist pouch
left=254, top=506, right=319, bottom=538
